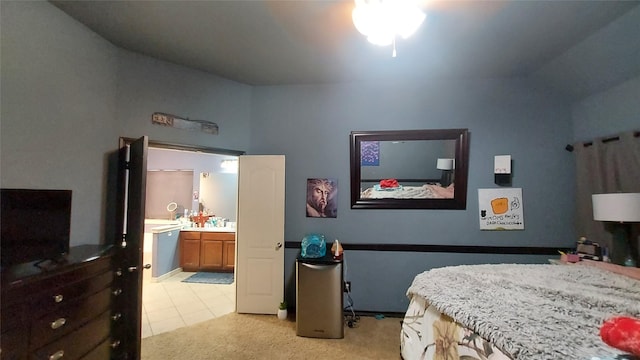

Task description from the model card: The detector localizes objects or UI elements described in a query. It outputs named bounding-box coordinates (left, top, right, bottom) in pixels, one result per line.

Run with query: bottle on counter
left=331, top=239, right=343, bottom=259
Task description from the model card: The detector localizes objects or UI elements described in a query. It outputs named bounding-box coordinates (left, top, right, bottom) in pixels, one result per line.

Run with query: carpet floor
left=141, top=312, right=402, bottom=360
left=181, top=272, right=234, bottom=284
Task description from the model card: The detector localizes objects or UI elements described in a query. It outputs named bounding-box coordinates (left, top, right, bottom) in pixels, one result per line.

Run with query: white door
left=236, top=155, right=285, bottom=314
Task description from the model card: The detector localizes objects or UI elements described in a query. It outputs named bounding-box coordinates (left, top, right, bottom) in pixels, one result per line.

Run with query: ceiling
left=51, top=0, right=639, bottom=99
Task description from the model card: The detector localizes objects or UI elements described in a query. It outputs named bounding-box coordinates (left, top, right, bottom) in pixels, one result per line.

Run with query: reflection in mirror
left=350, top=129, right=469, bottom=210
left=360, top=140, right=456, bottom=199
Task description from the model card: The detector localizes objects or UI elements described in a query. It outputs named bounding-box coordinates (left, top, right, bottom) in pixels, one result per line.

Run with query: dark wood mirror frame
left=350, top=129, right=470, bottom=210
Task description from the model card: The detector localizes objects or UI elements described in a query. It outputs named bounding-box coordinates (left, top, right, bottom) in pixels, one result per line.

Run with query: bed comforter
left=361, top=183, right=454, bottom=199
left=401, top=263, right=640, bottom=360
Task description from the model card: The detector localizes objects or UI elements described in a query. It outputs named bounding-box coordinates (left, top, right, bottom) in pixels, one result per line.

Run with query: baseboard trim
left=151, top=267, right=183, bottom=282
left=350, top=310, right=405, bottom=318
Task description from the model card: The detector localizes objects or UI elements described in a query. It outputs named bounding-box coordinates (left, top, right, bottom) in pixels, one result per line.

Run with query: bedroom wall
left=571, top=75, right=640, bottom=142
left=0, top=1, right=119, bottom=247
left=251, top=79, right=577, bottom=312
left=4, top=1, right=634, bottom=313
left=1, top=2, right=252, bottom=248
left=115, top=50, right=252, bottom=153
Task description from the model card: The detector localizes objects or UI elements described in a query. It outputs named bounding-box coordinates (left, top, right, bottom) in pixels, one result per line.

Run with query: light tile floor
left=141, top=271, right=235, bottom=338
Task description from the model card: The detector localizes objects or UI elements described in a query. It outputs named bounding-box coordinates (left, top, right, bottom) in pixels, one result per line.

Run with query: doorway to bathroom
left=141, top=145, right=242, bottom=338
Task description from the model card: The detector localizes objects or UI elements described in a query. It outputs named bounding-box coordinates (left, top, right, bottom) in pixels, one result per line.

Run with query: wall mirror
left=350, top=129, right=470, bottom=209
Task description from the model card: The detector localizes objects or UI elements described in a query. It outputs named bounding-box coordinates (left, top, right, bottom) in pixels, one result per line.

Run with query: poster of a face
left=306, top=178, right=338, bottom=218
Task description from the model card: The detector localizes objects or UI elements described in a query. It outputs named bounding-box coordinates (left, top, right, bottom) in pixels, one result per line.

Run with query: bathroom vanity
left=179, top=228, right=235, bottom=272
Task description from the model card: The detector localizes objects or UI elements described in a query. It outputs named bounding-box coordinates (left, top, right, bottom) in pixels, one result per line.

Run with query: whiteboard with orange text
left=478, top=188, right=524, bottom=230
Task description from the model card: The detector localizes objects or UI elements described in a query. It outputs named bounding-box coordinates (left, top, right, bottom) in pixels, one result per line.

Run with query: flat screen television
left=1, top=189, right=72, bottom=268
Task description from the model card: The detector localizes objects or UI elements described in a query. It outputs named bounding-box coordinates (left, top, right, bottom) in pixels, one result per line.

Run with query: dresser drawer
left=1, top=247, right=117, bottom=360
left=1, top=302, right=27, bottom=333
left=79, top=337, right=113, bottom=360
left=1, top=328, right=28, bottom=360
left=1, top=302, right=28, bottom=360
left=201, top=232, right=235, bottom=241
left=31, top=270, right=113, bottom=318
left=181, top=231, right=201, bottom=240
left=30, top=286, right=112, bottom=350
left=31, top=310, right=111, bottom=360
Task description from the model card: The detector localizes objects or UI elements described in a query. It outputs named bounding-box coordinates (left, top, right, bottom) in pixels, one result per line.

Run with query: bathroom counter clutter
left=143, top=219, right=236, bottom=233
left=180, top=226, right=236, bottom=233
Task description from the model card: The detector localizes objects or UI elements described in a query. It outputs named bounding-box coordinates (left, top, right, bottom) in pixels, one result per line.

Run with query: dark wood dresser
left=1, top=245, right=123, bottom=360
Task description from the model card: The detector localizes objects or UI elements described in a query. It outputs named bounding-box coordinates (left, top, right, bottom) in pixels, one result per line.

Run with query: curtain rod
left=565, top=130, right=640, bottom=152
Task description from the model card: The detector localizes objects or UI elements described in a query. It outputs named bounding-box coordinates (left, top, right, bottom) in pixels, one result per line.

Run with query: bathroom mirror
left=350, top=129, right=469, bottom=209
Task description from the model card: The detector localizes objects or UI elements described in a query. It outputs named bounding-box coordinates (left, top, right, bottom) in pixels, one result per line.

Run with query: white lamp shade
left=436, top=158, right=454, bottom=170
left=592, top=193, right=640, bottom=222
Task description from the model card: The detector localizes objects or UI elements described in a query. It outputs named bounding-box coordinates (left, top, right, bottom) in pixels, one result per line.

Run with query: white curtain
left=574, top=130, right=640, bottom=264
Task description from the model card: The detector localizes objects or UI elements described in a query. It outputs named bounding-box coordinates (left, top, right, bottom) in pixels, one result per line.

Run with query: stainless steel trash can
left=296, top=255, right=344, bottom=339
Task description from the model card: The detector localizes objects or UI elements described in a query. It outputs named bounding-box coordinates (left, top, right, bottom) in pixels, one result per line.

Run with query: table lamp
left=592, top=193, right=640, bottom=266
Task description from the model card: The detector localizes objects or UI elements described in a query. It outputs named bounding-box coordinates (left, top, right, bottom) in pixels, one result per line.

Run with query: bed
left=401, top=262, right=640, bottom=360
left=361, top=183, right=454, bottom=199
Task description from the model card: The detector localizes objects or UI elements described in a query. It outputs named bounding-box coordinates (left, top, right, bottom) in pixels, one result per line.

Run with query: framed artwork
left=361, top=141, right=380, bottom=166
left=306, top=178, right=338, bottom=218
left=478, top=188, right=524, bottom=230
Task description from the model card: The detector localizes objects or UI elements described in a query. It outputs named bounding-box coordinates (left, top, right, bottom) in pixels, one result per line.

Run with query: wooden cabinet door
left=180, top=232, right=201, bottom=271
left=223, top=240, right=235, bottom=271
left=200, top=238, right=223, bottom=270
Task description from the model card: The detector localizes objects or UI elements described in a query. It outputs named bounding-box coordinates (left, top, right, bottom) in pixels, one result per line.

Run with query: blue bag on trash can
left=301, top=233, right=326, bottom=258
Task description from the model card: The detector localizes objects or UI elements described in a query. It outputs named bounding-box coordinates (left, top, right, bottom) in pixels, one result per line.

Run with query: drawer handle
left=53, top=294, right=64, bottom=303
left=49, top=350, right=64, bottom=360
left=50, top=318, right=67, bottom=330
left=112, top=288, right=122, bottom=296
left=110, top=340, right=121, bottom=349
left=111, top=313, right=122, bottom=321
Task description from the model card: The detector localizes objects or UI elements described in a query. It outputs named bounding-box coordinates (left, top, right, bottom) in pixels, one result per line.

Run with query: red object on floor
left=379, top=179, right=399, bottom=188
left=600, top=316, right=640, bottom=356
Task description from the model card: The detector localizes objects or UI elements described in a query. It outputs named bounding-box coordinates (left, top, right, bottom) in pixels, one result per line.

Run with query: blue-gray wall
left=115, top=50, right=252, bottom=152
left=250, top=80, right=577, bottom=311
left=1, top=2, right=251, bottom=246
left=1, top=1, right=118, bottom=245
left=1, top=1, right=638, bottom=312
left=571, top=76, right=640, bottom=142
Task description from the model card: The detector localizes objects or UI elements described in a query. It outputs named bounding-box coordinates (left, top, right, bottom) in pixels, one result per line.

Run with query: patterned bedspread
left=401, top=264, right=640, bottom=360
left=361, top=184, right=454, bottom=199
left=402, top=295, right=512, bottom=359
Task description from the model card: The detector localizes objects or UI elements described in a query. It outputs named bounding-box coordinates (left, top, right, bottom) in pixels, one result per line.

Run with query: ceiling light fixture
left=352, top=0, right=426, bottom=57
